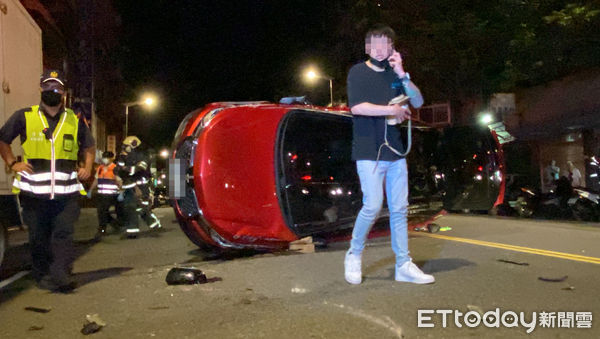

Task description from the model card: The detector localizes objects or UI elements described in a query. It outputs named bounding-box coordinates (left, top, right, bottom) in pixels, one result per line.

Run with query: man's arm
left=0, top=141, right=33, bottom=174
left=78, top=146, right=95, bottom=180
left=388, top=50, right=424, bottom=108
left=0, top=110, right=33, bottom=174
left=403, top=81, right=424, bottom=108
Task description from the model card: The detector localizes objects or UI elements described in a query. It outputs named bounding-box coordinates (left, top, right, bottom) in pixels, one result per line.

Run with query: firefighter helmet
left=122, top=136, right=141, bottom=149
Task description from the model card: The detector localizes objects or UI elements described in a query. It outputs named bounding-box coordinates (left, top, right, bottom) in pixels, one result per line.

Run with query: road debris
left=291, top=287, right=308, bottom=294
left=538, top=275, right=568, bottom=282
left=497, top=259, right=529, bottom=266
left=414, top=223, right=440, bottom=233
left=289, top=236, right=315, bottom=253
left=81, top=314, right=106, bottom=335
left=165, top=267, right=207, bottom=285
left=24, top=306, right=51, bottom=313
left=81, top=322, right=102, bottom=335
left=561, top=286, right=575, bottom=291
left=28, top=325, right=44, bottom=331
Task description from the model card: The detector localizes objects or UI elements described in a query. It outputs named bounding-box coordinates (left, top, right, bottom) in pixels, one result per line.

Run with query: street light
left=159, top=148, right=169, bottom=159
left=124, top=94, right=158, bottom=137
left=479, top=112, right=494, bottom=125
left=304, top=67, right=333, bottom=107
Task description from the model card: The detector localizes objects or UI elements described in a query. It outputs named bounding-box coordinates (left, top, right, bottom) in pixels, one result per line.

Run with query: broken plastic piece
left=165, top=267, right=207, bottom=285
left=86, top=314, right=106, bottom=327
left=81, top=314, right=105, bottom=335
left=427, top=223, right=440, bottom=233
left=81, top=322, right=102, bottom=335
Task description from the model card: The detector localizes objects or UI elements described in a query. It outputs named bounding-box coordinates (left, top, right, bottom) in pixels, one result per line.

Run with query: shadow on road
left=0, top=235, right=132, bottom=305
left=182, top=248, right=276, bottom=263
left=417, top=258, right=476, bottom=274
left=73, top=267, right=133, bottom=287
left=362, top=257, right=475, bottom=281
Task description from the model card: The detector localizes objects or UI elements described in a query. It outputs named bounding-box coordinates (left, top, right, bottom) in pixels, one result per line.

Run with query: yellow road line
left=411, top=232, right=600, bottom=265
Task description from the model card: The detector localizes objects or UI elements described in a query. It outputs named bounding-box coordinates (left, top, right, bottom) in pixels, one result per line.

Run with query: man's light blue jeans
left=348, top=159, right=411, bottom=265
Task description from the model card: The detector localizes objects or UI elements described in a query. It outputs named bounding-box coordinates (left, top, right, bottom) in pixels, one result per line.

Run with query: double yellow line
left=412, top=232, right=600, bottom=265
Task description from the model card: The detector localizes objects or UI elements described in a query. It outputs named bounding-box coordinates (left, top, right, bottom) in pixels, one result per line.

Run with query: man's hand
left=388, top=50, right=406, bottom=77
left=12, top=162, right=33, bottom=174
left=78, top=167, right=92, bottom=181
left=391, top=104, right=411, bottom=124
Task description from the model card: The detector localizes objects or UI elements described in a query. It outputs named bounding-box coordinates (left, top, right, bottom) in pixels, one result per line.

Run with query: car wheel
left=0, top=226, right=7, bottom=269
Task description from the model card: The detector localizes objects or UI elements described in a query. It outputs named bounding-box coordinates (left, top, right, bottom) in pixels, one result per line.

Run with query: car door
left=276, top=110, right=360, bottom=236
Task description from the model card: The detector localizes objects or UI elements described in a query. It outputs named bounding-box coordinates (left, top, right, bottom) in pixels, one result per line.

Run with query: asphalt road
left=1, top=208, right=599, bottom=338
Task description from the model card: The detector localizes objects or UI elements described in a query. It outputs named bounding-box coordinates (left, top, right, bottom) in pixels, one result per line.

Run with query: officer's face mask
left=101, top=158, right=110, bottom=165
left=41, top=90, right=63, bottom=107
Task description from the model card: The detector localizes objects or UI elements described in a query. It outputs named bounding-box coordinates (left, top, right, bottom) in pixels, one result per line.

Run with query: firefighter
left=116, top=136, right=161, bottom=237
left=88, top=151, right=121, bottom=238
left=0, top=70, right=95, bottom=292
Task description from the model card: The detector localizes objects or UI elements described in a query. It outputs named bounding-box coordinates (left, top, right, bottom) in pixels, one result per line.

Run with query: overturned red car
left=170, top=100, right=504, bottom=251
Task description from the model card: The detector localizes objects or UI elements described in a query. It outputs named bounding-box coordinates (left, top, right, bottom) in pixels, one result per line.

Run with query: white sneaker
left=344, top=252, right=362, bottom=285
left=395, top=261, right=435, bottom=284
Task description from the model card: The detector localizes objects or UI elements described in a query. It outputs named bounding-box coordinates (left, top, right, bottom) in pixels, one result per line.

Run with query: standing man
left=0, top=70, right=95, bottom=292
left=88, top=151, right=121, bottom=238
left=344, top=25, right=434, bottom=285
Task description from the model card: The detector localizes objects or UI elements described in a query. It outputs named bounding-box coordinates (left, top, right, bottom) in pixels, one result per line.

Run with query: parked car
left=170, top=101, right=505, bottom=251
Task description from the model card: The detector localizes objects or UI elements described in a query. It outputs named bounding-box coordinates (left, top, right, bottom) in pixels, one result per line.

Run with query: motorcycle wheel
left=572, top=200, right=596, bottom=222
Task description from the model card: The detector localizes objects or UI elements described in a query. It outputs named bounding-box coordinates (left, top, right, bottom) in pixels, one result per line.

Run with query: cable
left=373, top=111, right=412, bottom=173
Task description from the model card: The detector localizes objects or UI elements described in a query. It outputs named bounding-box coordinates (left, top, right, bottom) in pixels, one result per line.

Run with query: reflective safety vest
left=13, top=105, right=85, bottom=199
left=97, top=163, right=119, bottom=195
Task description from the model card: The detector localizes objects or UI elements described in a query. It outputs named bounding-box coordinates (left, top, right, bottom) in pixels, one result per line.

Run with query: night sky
left=114, top=1, right=353, bottom=149
left=111, top=1, right=600, bottom=150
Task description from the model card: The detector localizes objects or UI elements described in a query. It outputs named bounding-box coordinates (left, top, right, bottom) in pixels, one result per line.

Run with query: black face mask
left=41, top=90, right=62, bottom=106
left=369, top=57, right=390, bottom=69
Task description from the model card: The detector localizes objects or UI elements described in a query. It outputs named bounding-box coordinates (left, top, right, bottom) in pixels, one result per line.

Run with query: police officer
left=0, top=70, right=95, bottom=292
left=116, top=136, right=161, bottom=237
left=88, top=151, right=121, bottom=238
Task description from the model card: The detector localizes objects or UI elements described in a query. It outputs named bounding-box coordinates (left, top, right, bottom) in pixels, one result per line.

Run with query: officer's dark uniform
left=0, top=70, right=95, bottom=290
left=116, top=137, right=161, bottom=236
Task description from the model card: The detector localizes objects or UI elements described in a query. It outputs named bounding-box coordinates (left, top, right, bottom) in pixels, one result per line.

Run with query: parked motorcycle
left=511, top=177, right=600, bottom=221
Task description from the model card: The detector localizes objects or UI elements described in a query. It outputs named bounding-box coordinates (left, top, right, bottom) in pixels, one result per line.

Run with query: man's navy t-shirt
left=347, top=62, right=406, bottom=161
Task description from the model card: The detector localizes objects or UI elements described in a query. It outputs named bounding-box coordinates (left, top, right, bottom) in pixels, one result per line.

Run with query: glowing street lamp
left=124, top=93, right=158, bottom=137
left=479, top=112, right=494, bottom=125
left=303, top=67, right=333, bottom=107
left=159, top=148, right=169, bottom=159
